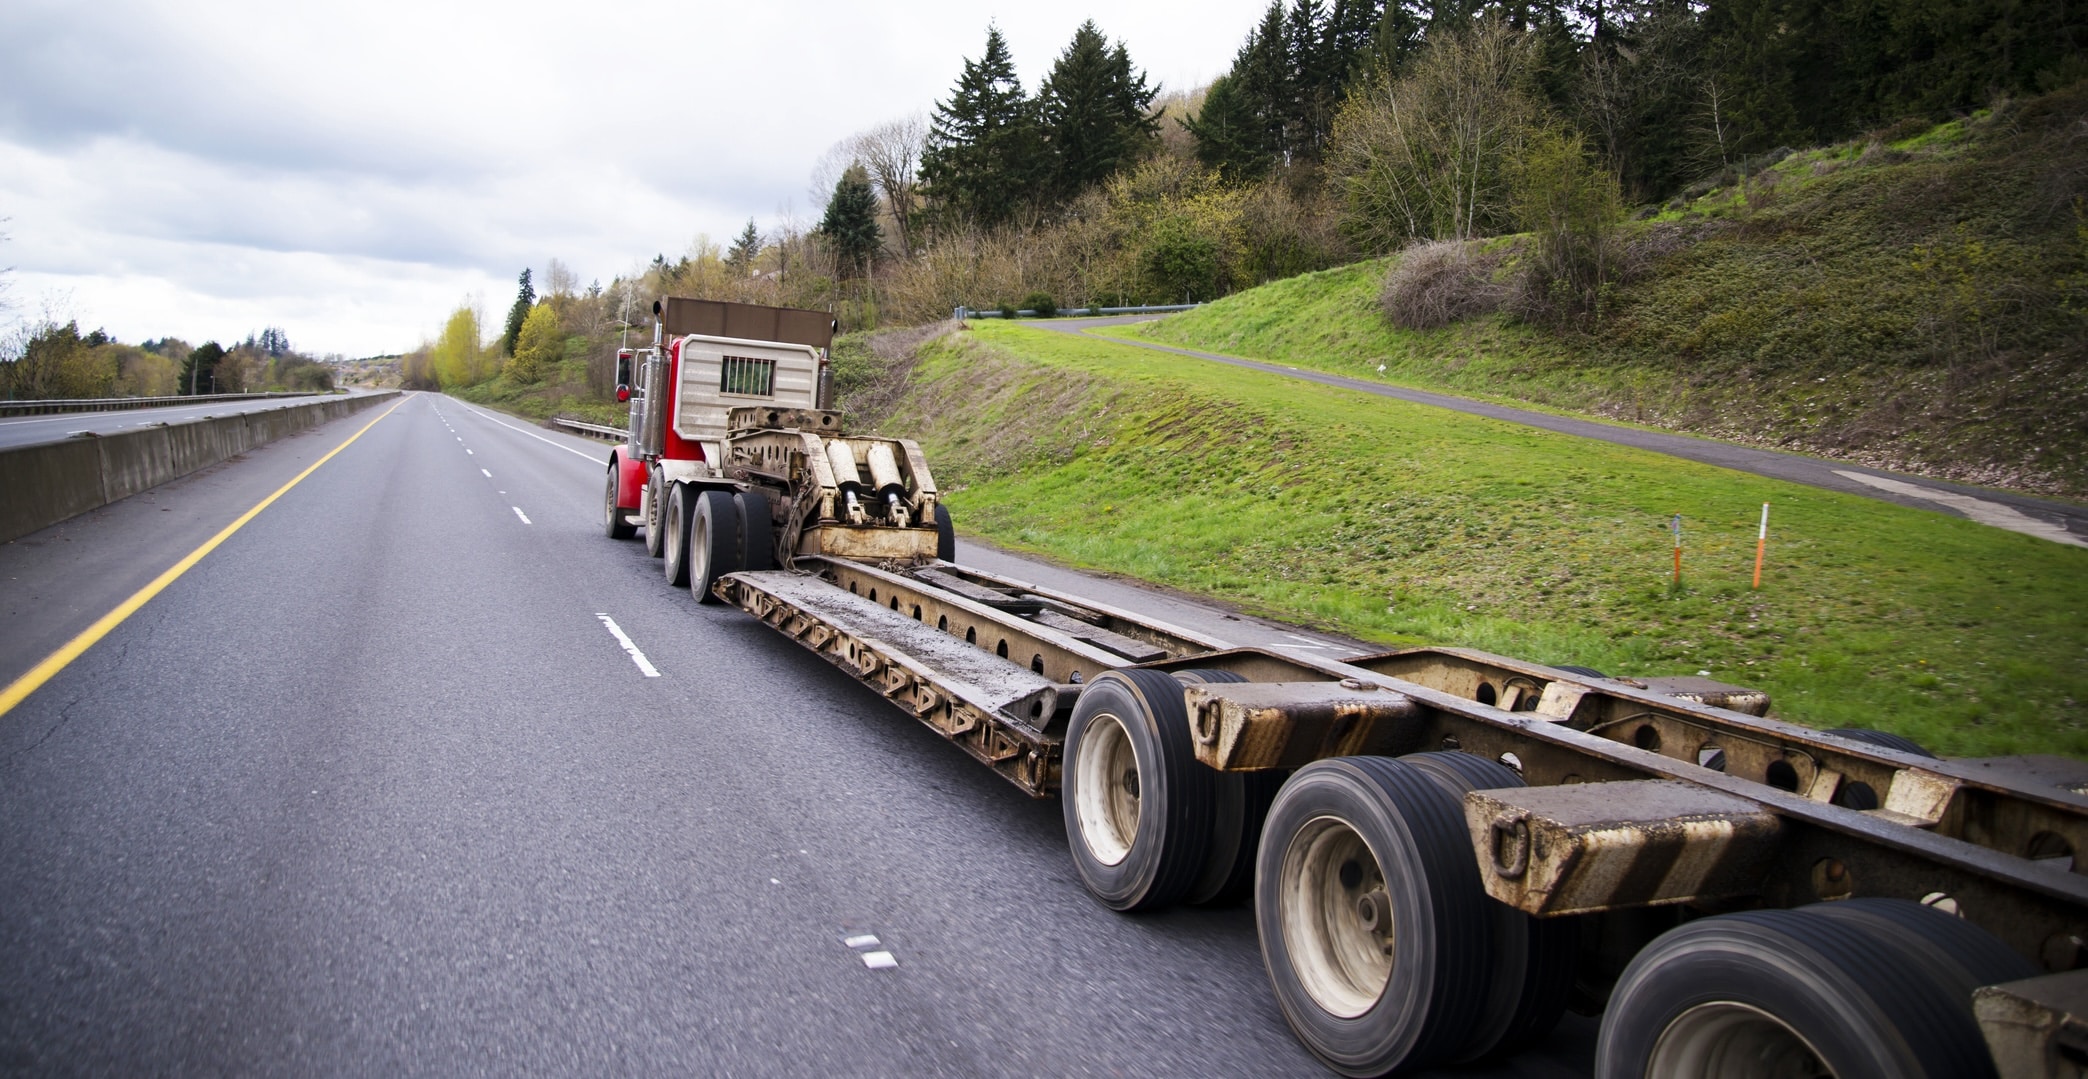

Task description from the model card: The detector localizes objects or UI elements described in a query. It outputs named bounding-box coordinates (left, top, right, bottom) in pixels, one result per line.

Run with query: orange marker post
left=1752, top=502, right=1770, bottom=589
left=1671, top=514, right=1683, bottom=585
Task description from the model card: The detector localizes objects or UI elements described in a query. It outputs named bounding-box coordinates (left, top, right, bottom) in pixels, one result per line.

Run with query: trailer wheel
left=736, top=491, right=775, bottom=572
left=1824, top=727, right=1937, bottom=758
left=662, top=484, right=695, bottom=587
left=688, top=489, right=739, bottom=605
left=1399, top=751, right=1576, bottom=1064
left=1062, top=668, right=1216, bottom=912
left=933, top=503, right=956, bottom=563
left=603, top=466, right=636, bottom=539
left=1805, top=898, right=2037, bottom=1007
left=1171, top=669, right=1278, bottom=907
left=643, top=472, right=667, bottom=559
left=1551, top=664, right=1607, bottom=679
left=1258, top=757, right=1493, bottom=1076
left=1595, top=905, right=2011, bottom=1079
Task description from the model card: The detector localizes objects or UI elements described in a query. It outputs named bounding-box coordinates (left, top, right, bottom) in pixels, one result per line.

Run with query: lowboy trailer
left=610, top=299, right=2088, bottom=1078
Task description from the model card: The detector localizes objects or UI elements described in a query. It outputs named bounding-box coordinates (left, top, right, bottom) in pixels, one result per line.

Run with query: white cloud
left=0, top=0, right=1268, bottom=356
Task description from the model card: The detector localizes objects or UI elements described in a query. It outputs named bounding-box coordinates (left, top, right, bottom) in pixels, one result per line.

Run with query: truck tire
left=933, top=503, right=956, bottom=563
left=688, top=489, right=739, bottom=605
left=662, top=484, right=696, bottom=587
left=1824, top=727, right=1937, bottom=758
left=736, top=491, right=775, bottom=572
left=1258, top=756, right=1494, bottom=1076
left=1172, top=669, right=1278, bottom=908
left=1399, top=751, right=1576, bottom=1064
left=643, top=472, right=667, bottom=559
left=1594, top=905, right=2009, bottom=1079
left=604, top=465, right=636, bottom=539
left=1062, top=668, right=1216, bottom=912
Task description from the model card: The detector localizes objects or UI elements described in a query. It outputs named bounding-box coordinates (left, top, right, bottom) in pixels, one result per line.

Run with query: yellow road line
left=0, top=395, right=408, bottom=719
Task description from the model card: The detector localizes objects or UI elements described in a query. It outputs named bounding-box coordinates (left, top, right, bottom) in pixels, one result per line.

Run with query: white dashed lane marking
left=843, top=932, right=898, bottom=969
left=595, top=613, right=661, bottom=677
left=481, top=469, right=491, bottom=478
left=512, top=507, right=532, bottom=525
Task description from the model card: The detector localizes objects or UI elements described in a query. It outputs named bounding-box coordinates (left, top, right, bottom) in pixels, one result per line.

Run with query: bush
left=997, top=302, right=1019, bottom=319
left=1022, top=292, right=1058, bottom=318
left=1380, top=240, right=1510, bottom=329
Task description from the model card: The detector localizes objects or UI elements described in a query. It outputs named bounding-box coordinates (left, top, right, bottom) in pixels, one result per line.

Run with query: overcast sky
left=0, top=0, right=1273, bottom=358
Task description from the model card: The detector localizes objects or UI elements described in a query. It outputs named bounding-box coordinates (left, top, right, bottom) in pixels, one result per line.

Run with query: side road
left=1039, top=316, right=2087, bottom=547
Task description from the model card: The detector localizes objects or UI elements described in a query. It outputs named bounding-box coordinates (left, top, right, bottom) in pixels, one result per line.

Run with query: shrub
left=1022, top=292, right=1058, bottom=318
left=1380, top=240, right=1510, bottom=329
left=997, top=302, right=1019, bottom=319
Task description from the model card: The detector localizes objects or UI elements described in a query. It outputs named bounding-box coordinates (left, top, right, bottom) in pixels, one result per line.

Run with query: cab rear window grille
left=720, top=356, right=775, bottom=396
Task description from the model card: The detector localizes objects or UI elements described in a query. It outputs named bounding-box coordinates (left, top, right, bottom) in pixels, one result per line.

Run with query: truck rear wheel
left=662, top=484, right=696, bottom=587
left=688, top=489, right=739, bottom=605
left=933, top=503, right=956, bottom=563
left=643, top=472, right=666, bottom=558
left=604, top=466, right=637, bottom=539
left=1594, top=903, right=2017, bottom=1079
left=1399, top=751, right=1576, bottom=1064
left=736, top=491, right=775, bottom=572
left=1258, top=756, right=1494, bottom=1077
left=1062, top=668, right=1216, bottom=912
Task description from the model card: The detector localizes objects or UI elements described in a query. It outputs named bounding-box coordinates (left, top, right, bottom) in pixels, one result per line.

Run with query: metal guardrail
left=553, top=417, right=628, bottom=442
left=0, top=390, right=324, bottom=418
left=954, top=303, right=1203, bottom=320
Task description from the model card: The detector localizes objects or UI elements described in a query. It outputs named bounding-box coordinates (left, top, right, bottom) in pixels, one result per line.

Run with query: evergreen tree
left=819, top=165, right=883, bottom=278
left=500, top=269, right=534, bottom=357
left=727, top=219, right=761, bottom=273
left=1185, top=73, right=1272, bottom=179
left=921, top=26, right=1040, bottom=228
left=1034, top=21, right=1161, bottom=201
left=182, top=341, right=224, bottom=395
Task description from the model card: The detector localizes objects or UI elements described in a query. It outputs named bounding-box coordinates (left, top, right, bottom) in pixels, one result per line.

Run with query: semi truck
left=604, top=298, right=2088, bottom=1078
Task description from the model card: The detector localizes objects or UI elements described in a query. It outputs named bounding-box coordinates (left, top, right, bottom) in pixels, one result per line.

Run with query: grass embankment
left=1122, top=85, right=2088, bottom=499
left=856, top=320, right=2087, bottom=759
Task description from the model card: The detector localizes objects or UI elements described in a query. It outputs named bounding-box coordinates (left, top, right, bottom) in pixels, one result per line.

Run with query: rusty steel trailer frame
left=716, top=560, right=2088, bottom=978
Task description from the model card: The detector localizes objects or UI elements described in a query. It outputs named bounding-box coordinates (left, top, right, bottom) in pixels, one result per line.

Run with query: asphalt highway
left=0, top=393, right=1603, bottom=1077
left=0, top=393, right=362, bottom=451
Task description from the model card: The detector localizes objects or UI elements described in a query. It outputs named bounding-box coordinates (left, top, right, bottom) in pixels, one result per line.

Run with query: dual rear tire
left=662, top=485, right=740, bottom=602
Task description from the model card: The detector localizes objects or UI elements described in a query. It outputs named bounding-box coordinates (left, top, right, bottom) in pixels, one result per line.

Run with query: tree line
left=412, top=0, right=2080, bottom=393
left=0, top=322, right=336, bottom=401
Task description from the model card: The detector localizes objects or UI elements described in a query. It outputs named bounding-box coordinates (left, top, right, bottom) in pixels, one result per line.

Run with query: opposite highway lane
left=0, top=392, right=376, bottom=451
left=0, top=393, right=1598, bottom=1076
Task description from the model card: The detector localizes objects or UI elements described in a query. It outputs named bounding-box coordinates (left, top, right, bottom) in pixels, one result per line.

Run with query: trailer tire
left=1805, top=898, right=2037, bottom=1004
left=1595, top=906, right=2006, bottom=1079
left=736, top=491, right=775, bottom=572
left=1824, top=727, right=1937, bottom=758
left=643, top=472, right=666, bottom=559
left=1172, top=669, right=1278, bottom=907
left=933, top=503, right=956, bottom=563
left=662, top=484, right=696, bottom=587
left=1400, top=752, right=1576, bottom=1064
left=1062, top=668, right=1216, bottom=912
left=1258, top=756, right=1494, bottom=1076
left=1551, top=664, right=1607, bottom=679
left=604, top=466, right=637, bottom=539
left=688, top=489, right=739, bottom=604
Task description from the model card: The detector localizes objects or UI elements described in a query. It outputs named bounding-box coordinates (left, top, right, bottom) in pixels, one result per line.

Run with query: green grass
left=1123, top=84, right=2088, bottom=499
left=883, top=320, right=2088, bottom=759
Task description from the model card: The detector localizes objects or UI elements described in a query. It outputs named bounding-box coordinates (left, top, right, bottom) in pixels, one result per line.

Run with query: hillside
left=838, top=319, right=2088, bottom=760
left=1126, top=85, right=2088, bottom=500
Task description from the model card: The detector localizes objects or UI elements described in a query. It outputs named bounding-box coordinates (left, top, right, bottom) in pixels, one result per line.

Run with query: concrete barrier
left=0, top=391, right=398, bottom=544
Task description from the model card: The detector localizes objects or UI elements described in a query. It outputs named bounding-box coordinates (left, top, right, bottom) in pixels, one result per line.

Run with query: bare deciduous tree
left=845, top=115, right=928, bottom=257
left=1330, top=16, right=1544, bottom=251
